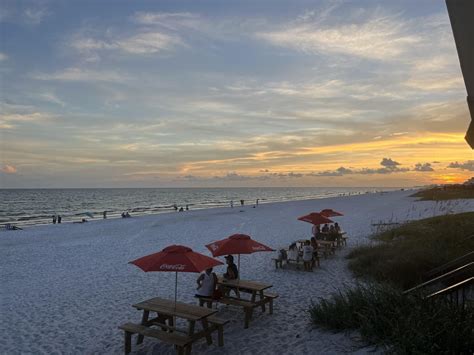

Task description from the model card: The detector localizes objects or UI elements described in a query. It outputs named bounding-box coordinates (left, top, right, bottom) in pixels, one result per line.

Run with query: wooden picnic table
left=211, top=277, right=278, bottom=328
left=129, top=297, right=221, bottom=353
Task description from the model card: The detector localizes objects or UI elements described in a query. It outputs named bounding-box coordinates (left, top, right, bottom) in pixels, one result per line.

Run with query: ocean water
left=0, top=187, right=399, bottom=227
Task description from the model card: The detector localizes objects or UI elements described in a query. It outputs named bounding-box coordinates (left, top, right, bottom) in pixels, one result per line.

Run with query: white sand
left=1, top=190, right=473, bottom=354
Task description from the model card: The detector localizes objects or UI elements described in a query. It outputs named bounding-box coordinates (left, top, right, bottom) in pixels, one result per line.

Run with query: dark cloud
left=414, top=163, right=434, bottom=172
left=448, top=160, right=474, bottom=171
left=308, top=166, right=353, bottom=177
left=380, top=158, right=400, bottom=168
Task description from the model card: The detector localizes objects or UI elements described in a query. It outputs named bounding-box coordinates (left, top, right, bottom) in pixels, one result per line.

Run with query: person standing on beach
left=230, top=200, right=234, bottom=208
left=57, top=215, right=62, bottom=224
left=256, top=199, right=259, bottom=206
left=103, top=211, right=107, bottom=219
left=240, top=200, right=244, bottom=206
left=302, top=241, right=314, bottom=272
left=52, top=215, right=57, bottom=224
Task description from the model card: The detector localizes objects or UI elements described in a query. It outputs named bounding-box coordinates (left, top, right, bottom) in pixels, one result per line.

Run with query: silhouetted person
left=240, top=200, right=244, bottom=206
left=103, top=211, right=107, bottom=219
left=57, top=215, right=62, bottom=224
left=52, top=215, right=57, bottom=224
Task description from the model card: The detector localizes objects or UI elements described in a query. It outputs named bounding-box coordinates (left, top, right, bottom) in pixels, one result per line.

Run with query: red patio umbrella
left=320, top=209, right=344, bottom=217
left=205, top=234, right=274, bottom=278
left=130, top=245, right=223, bottom=306
left=298, top=212, right=334, bottom=225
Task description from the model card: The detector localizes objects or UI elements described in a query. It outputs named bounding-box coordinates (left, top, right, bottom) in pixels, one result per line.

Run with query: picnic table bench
left=197, top=277, right=278, bottom=328
left=120, top=297, right=228, bottom=354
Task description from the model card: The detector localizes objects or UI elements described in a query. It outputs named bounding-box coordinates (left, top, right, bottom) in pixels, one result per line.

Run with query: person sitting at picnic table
left=321, top=223, right=329, bottom=233
left=196, top=267, right=219, bottom=307
left=312, top=224, right=321, bottom=239
left=334, top=222, right=342, bottom=233
left=302, top=240, right=314, bottom=272
left=223, top=255, right=238, bottom=280
left=221, top=255, right=240, bottom=297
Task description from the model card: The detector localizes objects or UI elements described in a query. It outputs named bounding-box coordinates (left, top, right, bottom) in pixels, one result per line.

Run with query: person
left=322, top=224, right=329, bottom=233
left=103, top=211, right=107, bottom=219
left=195, top=268, right=218, bottom=308
left=230, top=200, right=234, bottom=208
left=334, top=222, right=341, bottom=233
left=223, top=255, right=238, bottom=280
left=256, top=198, right=259, bottom=206
left=222, top=255, right=240, bottom=297
left=121, top=212, right=126, bottom=218
left=186, top=204, right=189, bottom=211
left=173, top=204, right=178, bottom=211
left=52, top=215, right=57, bottom=224
left=302, top=240, right=314, bottom=272
left=312, top=225, right=321, bottom=239
left=240, top=200, right=244, bottom=206
left=179, top=207, right=184, bottom=212
left=125, top=212, right=131, bottom=218
left=57, top=215, right=62, bottom=224
left=287, top=243, right=299, bottom=262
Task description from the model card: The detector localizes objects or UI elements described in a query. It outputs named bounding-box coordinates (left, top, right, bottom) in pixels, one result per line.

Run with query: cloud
left=24, top=7, right=49, bottom=24
left=414, top=163, right=434, bottom=172
left=380, top=158, right=400, bottom=168
left=1, top=164, right=17, bottom=174
left=133, top=12, right=200, bottom=30
left=33, top=67, right=127, bottom=83
left=0, top=52, right=7, bottom=61
left=448, top=160, right=474, bottom=171
left=309, top=166, right=353, bottom=177
left=257, top=12, right=420, bottom=61
left=38, top=92, right=65, bottom=106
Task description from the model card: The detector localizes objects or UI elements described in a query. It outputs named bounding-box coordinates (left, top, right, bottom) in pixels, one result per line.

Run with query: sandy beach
left=1, top=190, right=473, bottom=355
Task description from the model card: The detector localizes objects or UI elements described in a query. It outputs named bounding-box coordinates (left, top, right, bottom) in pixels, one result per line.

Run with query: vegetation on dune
left=412, top=184, right=474, bottom=201
left=310, top=283, right=474, bottom=354
left=310, top=212, right=474, bottom=353
left=347, top=212, right=474, bottom=289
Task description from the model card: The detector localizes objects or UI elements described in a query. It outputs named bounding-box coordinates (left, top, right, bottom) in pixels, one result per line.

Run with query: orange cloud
left=2, top=165, right=17, bottom=174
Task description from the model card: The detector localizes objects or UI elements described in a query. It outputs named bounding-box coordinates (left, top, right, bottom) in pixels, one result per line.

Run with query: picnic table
left=198, top=277, right=278, bottom=328
left=119, top=297, right=228, bottom=354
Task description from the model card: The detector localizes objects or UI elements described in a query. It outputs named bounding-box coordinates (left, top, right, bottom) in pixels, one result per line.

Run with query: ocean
left=0, top=187, right=399, bottom=227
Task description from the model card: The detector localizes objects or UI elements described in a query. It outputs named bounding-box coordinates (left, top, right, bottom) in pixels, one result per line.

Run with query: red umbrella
left=205, top=234, right=274, bottom=278
left=320, top=209, right=344, bottom=217
left=298, top=212, right=334, bottom=225
left=130, top=245, right=223, bottom=306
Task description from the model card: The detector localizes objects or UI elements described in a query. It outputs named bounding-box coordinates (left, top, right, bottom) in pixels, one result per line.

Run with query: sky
left=0, top=0, right=473, bottom=188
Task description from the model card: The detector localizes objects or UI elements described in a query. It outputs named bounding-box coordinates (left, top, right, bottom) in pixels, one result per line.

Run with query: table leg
left=201, top=318, right=213, bottom=345
left=137, top=310, right=149, bottom=344
left=259, top=290, right=265, bottom=312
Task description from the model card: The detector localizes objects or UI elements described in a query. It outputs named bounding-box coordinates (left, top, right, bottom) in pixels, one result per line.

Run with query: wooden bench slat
left=119, top=323, right=192, bottom=347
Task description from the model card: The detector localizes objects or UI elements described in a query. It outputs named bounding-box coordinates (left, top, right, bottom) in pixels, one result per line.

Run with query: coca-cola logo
left=160, top=264, right=186, bottom=271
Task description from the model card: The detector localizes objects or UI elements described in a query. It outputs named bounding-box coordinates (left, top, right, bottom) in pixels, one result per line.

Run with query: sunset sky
left=1, top=0, right=473, bottom=188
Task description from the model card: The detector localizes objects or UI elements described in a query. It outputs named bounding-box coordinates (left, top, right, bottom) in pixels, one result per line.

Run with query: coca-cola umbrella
left=129, top=245, right=223, bottom=307
left=205, top=234, right=274, bottom=279
left=320, top=209, right=344, bottom=217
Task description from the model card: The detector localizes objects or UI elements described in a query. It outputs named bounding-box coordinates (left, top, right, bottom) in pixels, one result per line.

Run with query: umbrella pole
left=238, top=254, right=241, bottom=280
left=174, top=271, right=178, bottom=311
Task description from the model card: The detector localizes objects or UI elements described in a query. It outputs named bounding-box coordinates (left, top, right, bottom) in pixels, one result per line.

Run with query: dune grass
left=412, top=185, right=474, bottom=201
left=347, top=212, right=474, bottom=289
left=310, top=283, right=474, bottom=354
left=310, top=212, right=474, bottom=353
